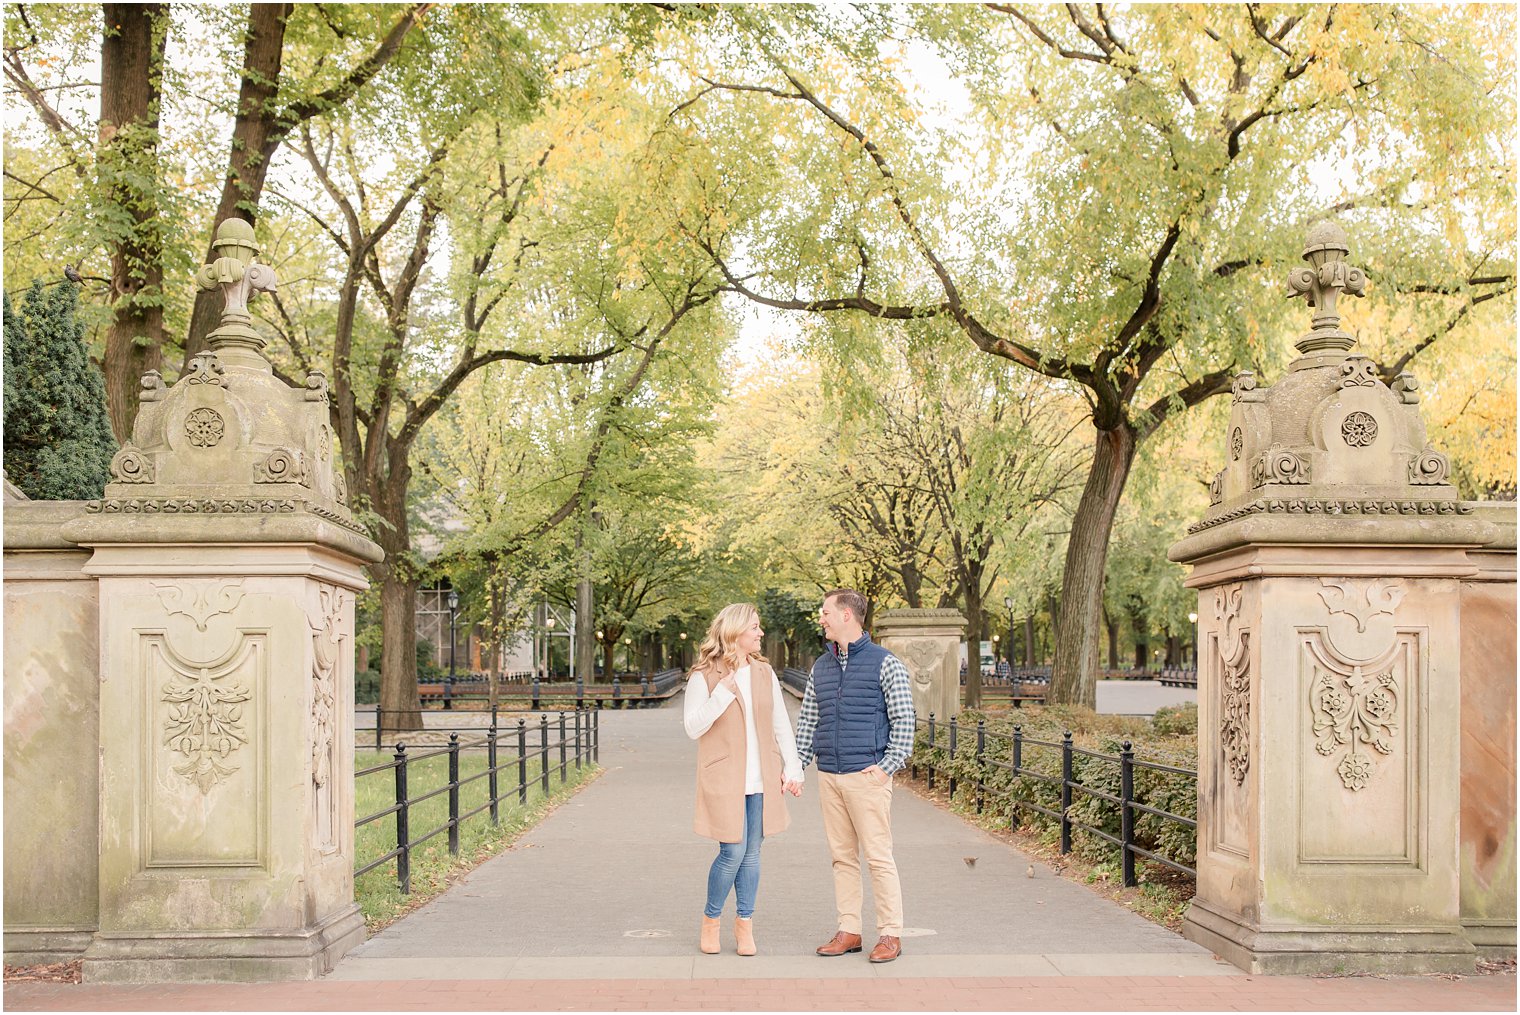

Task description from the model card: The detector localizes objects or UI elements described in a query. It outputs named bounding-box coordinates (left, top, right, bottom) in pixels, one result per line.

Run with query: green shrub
left=1151, top=702, right=1198, bottom=737
left=909, top=705, right=1197, bottom=875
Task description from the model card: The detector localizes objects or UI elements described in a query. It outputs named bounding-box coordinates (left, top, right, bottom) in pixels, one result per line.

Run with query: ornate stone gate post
left=1169, top=221, right=1496, bottom=974
left=61, top=220, right=383, bottom=981
left=874, top=609, right=966, bottom=722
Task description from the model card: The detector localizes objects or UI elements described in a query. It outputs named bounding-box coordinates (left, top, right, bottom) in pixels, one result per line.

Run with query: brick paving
left=6, top=972, right=1514, bottom=1011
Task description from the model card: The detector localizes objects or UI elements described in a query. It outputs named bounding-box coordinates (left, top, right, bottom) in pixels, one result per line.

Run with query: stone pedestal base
left=1184, top=898, right=1476, bottom=975
left=81, top=903, right=364, bottom=983
left=3, top=927, right=95, bottom=966
left=1463, top=919, right=1516, bottom=959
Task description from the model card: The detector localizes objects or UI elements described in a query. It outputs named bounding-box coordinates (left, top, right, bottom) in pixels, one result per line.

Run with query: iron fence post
left=531, top=675, right=541, bottom=711
left=574, top=707, right=583, bottom=771
left=640, top=676, right=649, bottom=699
left=558, top=711, right=568, bottom=783
left=975, top=719, right=986, bottom=815
left=612, top=677, right=621, bottom=708
left=444, top=676, right=453, bottom=711
left=375, top=704, right=383, bottom=751
left=1013, top=725, right=1022, bottom=774
left=948, top=716, right=959, bottom=799
left=447, top=733, right=461, bottom=855
left=1060, top=731, right=1074, bottom=855
left=393, top=743, right=410, bottom=894
left=539, top=713, right=550, bottom=795
left=487, top=723, right=500, bottom=825
left=593, top=707, right=600, bottom=763
left=927, top=713, right=936, bottom=791
left=517, top=719, right=528, bottom=805
left=1120, top=739, right=1137, bottom=888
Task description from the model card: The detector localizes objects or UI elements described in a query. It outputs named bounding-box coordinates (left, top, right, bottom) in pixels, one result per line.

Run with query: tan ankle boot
left=734, top=917, right=756, bottom=956
left=700, top=915, right=721, bottom=954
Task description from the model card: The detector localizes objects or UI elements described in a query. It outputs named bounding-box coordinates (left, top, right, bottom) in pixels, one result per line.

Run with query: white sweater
left=684, top=665, right=804, bottom=793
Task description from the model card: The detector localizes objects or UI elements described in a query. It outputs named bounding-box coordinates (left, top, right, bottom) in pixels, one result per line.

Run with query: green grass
left=353, top=744, right=599, bottom=930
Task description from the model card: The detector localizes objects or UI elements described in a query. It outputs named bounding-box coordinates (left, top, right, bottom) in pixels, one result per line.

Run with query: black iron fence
left=911, top=713, right=1196, bottom=886
left=371, top=667, right=684, bottom=716
left=354, top=708, right=600, bottom=893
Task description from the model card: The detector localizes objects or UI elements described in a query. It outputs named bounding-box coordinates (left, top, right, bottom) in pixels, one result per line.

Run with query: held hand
left=782, top=778, right=803, bottom=797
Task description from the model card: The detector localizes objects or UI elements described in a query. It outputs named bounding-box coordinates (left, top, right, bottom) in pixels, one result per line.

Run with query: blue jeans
left=705, top=793, right=763, bottom=918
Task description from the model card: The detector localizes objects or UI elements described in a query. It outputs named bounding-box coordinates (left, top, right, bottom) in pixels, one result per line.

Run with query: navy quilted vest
left=811, top=633, right=890, bottom=774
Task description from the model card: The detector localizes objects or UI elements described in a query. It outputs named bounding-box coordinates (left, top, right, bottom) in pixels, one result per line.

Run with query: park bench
left=412, top=670, right=685, bottom=710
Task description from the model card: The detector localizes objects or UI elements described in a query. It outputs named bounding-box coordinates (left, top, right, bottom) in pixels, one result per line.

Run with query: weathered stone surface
left=874, top=609, right=966, bottom=722
left=3, top=502, right=100, bottom=965
left=1459, top=503, right=1517, bottom=957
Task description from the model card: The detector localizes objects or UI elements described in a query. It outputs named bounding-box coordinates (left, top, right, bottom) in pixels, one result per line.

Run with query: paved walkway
left=7, top=698, right=1512, bottom=1011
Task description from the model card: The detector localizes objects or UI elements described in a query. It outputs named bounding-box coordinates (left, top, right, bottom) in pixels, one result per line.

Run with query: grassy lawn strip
left=354, top=745, right=600, bottom=932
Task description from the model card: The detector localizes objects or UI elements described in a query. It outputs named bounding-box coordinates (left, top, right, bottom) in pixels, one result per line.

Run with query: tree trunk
left=1105, top=612, right=1119, bottom=671
left=99, top=3, right=166, bottom=442
left=377, top=566, right=423, bottom=736
left=601, top=641, right=616, bottom=680
left=1049, top=422, right=1138, bottom=707
left=962, top=584, right=983, bottom=709
left=1166, top=634, right=1181, bottom=667
left=575, top=576, right=593, bottom=685
left=182, top=3, right=291, bottom=361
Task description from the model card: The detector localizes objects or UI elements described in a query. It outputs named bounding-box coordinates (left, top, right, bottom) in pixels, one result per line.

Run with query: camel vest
left=692, top=660, right=790, bottom=843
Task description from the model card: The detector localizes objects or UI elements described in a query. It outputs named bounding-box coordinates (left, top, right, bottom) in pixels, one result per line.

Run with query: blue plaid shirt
left=794, top=647, right=916, bottom=776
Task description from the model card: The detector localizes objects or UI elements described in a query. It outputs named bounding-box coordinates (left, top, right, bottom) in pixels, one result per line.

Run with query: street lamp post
left=595, top=630, right=603, bottom=682
left=445, top=588, right=459, bottom=711
left=1188, top=611, right=1199, bottom=670
left=678, top=631, right=688, bottom=669
left=1003, top=595, right=1015, bottom=674
left=624, top=636, right=632, bottom=677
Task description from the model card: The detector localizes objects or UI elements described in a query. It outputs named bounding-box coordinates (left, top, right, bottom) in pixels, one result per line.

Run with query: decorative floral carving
left=1338, top=355, right=1378, bottom=388
left=109, top=446, right=154, bottom=484
left=310, top=586, right=344, bottom=791
left=162, top=662, right=251, bottom=793
left=153, top=580, right=246, bottom=632
left=184, top=352, right=226, bottom=387
left=139, top=370, right=166, bottom=402
left=89, top=496, right=298, bottom=516
left=1409, top=447, right=1450, bottom=486
left=254, top=447, right=308, bottom=486
left=1341, top=411, right=1378, bottom=448
left=1391, top=371, right=1420, bottom=404
left=185, top=407, right=225, bottom=447
left=1311, top=660, right=1400, bottom=792
left=1208, top=470, right=1224, bottom=506
left=1231, top=371, right=1265, bottom=403
left=332, top=472, right=348, bottom=506
left=1317, top=577, right=1404, bottom=634
left=1213, top=584, right=1250, bottom=786
left=897, top=639, right=948, bottom=693
left=1230, top=428, right=1243, bottom=461
left=1251, top=448, right=1309, bottom=488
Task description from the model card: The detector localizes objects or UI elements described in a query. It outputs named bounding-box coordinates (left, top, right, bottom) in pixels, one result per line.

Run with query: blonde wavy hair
left=692, top=603, right=767, bottom=676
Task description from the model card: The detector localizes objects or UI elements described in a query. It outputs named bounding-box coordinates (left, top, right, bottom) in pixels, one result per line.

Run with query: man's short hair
left=823, top=588, right=868, bottom=623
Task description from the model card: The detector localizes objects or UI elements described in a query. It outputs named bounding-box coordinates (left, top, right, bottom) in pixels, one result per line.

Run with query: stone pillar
left=1169, top=221, right=1495, bottom=974
left=3, top=495, right=100, bottom=964
left=874, top=609, right=966, bottom=721
left=61, top=220, right=383, bottom=982
left=1460, top=502, right=1516, bottom=956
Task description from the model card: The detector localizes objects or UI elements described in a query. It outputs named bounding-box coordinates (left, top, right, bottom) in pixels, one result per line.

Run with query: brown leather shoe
left=815, top=931, right=862, bottom=956
left=869, top=935, right=902, bottom=963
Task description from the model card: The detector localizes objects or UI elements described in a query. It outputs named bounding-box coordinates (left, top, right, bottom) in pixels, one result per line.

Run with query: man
left=794, top=588, right=916, bottom=963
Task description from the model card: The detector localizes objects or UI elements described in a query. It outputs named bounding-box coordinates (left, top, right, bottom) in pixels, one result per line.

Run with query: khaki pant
left=817, top=770, right=903, bottom=937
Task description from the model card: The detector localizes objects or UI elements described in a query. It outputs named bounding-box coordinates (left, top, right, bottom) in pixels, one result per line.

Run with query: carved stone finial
left=1286, top=219, right=1367, bottom=355
left=194, top=218, right=277, bottom=357
left=139, top=370, right=166, bottom=402
left=1232, top=371, right=1266, bottom=403
left=304, top=371, right=329, bottom=403
left=1391, top=371, right=1420, bottom=404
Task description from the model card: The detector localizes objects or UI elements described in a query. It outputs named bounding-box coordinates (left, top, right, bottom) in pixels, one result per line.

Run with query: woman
left=684, top=603, right=803, bottom=956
